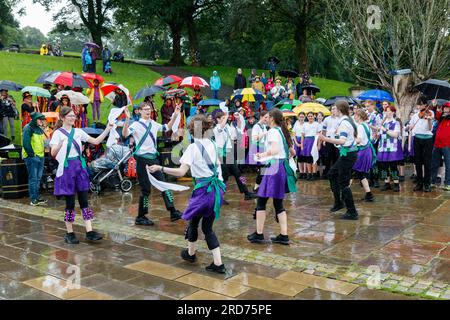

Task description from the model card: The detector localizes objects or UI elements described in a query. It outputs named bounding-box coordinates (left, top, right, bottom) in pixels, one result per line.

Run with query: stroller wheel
left=120, top=179, right=133, bottom=193
left=90, top=182, right=101, bottom=194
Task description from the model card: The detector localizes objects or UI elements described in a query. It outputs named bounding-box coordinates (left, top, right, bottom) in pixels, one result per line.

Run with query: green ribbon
left=194, top=176, right=226, bottom=219
left=64, top=129, right=86, bottom=169
left=358, top=123, right=377, bottom=166
left=339, top=146, right=358, bottom=157
left=274, top=127, right=297, bottom=193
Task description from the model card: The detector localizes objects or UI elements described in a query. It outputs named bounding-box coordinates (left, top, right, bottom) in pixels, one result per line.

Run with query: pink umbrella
left=180, top=76, right=209, bottom=88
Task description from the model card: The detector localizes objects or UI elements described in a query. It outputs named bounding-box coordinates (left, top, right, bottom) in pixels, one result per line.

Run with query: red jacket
left=434, top=111, right=450, bottom=148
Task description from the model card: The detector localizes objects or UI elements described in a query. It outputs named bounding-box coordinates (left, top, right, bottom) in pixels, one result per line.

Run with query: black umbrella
left=267, top=56, right=280, bottom=64
left=279, top=70, right=299, bottom=78
left=134, top=85, right=167, bottom=100
left=301, top=84, right=321, bottom=94
left=428, top=99, right=449, bottom=106
left=0, top=80, right=24, bottom=91
left=35, top=70, right=60, bottom=84
left=324, top=96, right=359, bottom=107
left=415, top=79, right=450, bottom=100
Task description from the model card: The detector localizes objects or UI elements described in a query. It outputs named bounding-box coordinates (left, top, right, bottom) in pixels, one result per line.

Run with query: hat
left=22, top=92, right=32, bottom=99
left=444, top=102, right=450, bottom=108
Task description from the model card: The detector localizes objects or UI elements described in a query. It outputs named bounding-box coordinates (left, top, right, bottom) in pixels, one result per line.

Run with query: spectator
left=0, top=89, right=17, bottom=141
left=47, top=44, right=53, bottom=56
left=301, top=70, right=311, bottom=85
left=260, top=73, right=268, bottom=86
left=234, top=68, right=247, bottom=90
left=86, top=79, right=104, bottom=123
left=22, top=112, right=47, bottom=206
left=285, top=77, right=295, bottom=99
left=268, top=60, right=277, bottom=80
left=431, top=102, right=450, bottom=191
left=81, top=45, right=89, bottom=72
left=265, top=78, right=274, bottom=94
left=248, top=69, right=257, bottom=85
left=299, top=89, right=312, bottom=103
left=21, top=92, right=37, bottom=128
left=90, top=47, right=98, bottom=73
left=40, top=44, right=48, bottom=56
left=270, top=78, right=286, bottom=103
left=191, top=86, right=203, bottom=106
left=210, top=70, right=221, bottom=99
left=102, top=45, right=112, bottom=73
left=161, top=97, right=175, bottom=139
left=84, top=49, right=93, bottom=73
left=252, top=75, right=265, bottom=93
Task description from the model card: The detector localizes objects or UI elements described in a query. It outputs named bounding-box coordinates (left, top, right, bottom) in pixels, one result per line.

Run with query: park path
left=148, top=65, right=235, bottom=100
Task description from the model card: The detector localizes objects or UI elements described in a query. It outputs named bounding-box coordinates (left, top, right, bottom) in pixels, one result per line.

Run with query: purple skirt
left=258, top=160, right=287, bottom=199
left=301, top=137, right=315, bottom=157
left=294, top=137, right=302, bottom=157
left=353, top=147, right=373, bottom=173
left=377, top=140, right=404, bottom=162
left=247, top=142, right=265, bottom=166
left=54, top=159, right=90, bottom=196
left=182, top=185, right=224, bottom=221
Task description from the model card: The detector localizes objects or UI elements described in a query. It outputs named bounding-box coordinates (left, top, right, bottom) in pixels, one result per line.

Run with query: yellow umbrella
left=293, top=103, right=331, bottom=116
left=231, top=88, right=265, bottom=102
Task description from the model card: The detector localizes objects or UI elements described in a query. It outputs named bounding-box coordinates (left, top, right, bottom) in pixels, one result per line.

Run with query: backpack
left=125, top=156, right=137, bottom=178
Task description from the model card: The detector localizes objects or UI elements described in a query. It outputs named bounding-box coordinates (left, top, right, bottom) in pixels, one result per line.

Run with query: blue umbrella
left=197, top=99, right=223, bottom=107
left=358, top=90, right=394, bottom=102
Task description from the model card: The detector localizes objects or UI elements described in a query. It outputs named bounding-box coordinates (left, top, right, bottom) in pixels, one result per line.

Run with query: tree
left=325, top=0, right=450, bottom=120
left=34, top=0, right=114, bottom=48
left=22, top=26, right=47, bottom=48
left=0, top=0, right=20, bottom=42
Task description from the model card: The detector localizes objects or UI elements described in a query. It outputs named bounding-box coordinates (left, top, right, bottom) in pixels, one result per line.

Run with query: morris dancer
left=248, top=111, right=269, bottom=192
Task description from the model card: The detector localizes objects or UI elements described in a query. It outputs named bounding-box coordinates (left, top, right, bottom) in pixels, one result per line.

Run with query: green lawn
left=181, top=65, right=356, bottom=98
left=0, top=52, right=163, bottom=142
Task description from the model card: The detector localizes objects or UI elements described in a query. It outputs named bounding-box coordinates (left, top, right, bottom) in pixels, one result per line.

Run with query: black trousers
left=323, top=142, right=339, bottom=174
left=186, top=215, right=220, bottom=250
left=329, top=151, right=358, bottom=213
left=221, top=156, right=250, bottom=195
left=414, top=137, right=434, bottom=185
left=136, top=155, right=175, bottom=216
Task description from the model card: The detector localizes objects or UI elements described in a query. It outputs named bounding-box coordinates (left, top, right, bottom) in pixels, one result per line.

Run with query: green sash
left=193, top=141, right=226, bottom=218
left=339, top=118, right=358, bottom=157
left=358, top=123, right=377, bottom=166
left=274, top=127, right=297, bottom=193
left=61, top=128, right=86, bottom=169
left=134, top=120, right=160, bottom=159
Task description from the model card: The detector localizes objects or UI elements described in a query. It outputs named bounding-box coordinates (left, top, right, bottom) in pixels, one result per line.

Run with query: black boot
left=170, top=209, right=182, bottom=222
left=393, top=183, right=400, bottom=192
left=330, top=178, right=343, bottom=212
left=86, top=231, right=103, bottom=242
left=413, top=183, right=423, bottom=192
left=163, top=191, right=182, bottom=221
left=341, top=186, right=358, bottom=219
left=364, top=192, right=374, bottom=202
left=64, top=232, right=79, bottom=244
left=181, top=249, right=197, bottom=263
left=380, top=183, right=391, bottom=191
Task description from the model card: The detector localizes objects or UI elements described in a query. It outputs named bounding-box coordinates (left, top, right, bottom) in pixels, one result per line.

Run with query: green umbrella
left=275, top=99, right=302, bottom=111
left=21, top=86, right=51, bottom=98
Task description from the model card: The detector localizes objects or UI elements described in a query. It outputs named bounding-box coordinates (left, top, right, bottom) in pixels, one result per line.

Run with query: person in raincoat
left=209, top=71, right=221, bottom=100
left=40, top=44, right=48, bottom=56
left=86, top=79, right=104, bottom=123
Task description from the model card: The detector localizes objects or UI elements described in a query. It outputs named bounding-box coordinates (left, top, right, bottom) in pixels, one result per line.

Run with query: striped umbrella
left=101, top=83, right=133, bottom=105
left=43, top=71, right=90, bottom=88
left=180, top=76, right=209, bottom=88
left=154, top=75, right=183, bottom=87
left=274, top=99, right=302, bottom=110
left=231, top=88, right=265, bottom=102
left=35, top=70, right=60, bottom=84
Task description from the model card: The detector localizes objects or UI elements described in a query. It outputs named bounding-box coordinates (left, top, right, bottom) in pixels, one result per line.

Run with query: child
left=248, top=111, right=269, bottom=192
left=148, top=114, right=226, bottom=274
left=50, top=107, right=113, bottom=244
left=86, top=79, right=104, bottom=123
left=301, top=112, right=322, bottom=180
left=247, top=108, right=297, bottom=245
left=104, top=61, right=112, bottom=74
left=293, top=112, right=306, bottom=179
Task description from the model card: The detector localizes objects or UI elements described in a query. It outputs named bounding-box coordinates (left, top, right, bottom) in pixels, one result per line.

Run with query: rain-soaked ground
left=0, top=169, right=449, bottom=300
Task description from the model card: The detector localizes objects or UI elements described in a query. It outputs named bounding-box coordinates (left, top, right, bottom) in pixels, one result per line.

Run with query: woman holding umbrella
left=21, top=92, right=38, bottom=128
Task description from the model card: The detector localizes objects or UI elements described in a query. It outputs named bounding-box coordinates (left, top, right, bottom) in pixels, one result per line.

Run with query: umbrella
left=43, top=71, right=90, bottom=88
left=163, top=89, right=188, bottom=98
left=293, top=103, right=331, bottom=116
left=415, top=79, right=450, bottom=100
left=301, top=84, right=321, bottom=95
left=180, top=76, right=209, bottom=88
left=267, top=56, right=280, bottom=64
left=0, top=80, right=24, bottom=91
left=35, top=70, right=60, bottom=84
left=21, top=86, right=51, bottom=98
left=279, top=70, right=299, bottom=78
left=315, top=98, right=327, bottom=104
left=231, top=88, right=265, bottom=102
left=101, top=83, right=133, bottom=105
left=42, top=112, right=59, bottom=123
left=197, top=99, right=223, bottom=107
left=84, top=42, right=100, bottom=49
left=274, top=99, right=302, bottom=110
left=324, top=96, right=360, bottom=107
left=56, top=90, right=90, bottom=105
left=154, top=75, right=183, bottom=87
left=282, top=110, right=297, bottom=117
left=428, top=99, right=449, bottom=106
left=357, top=90, right=394, bottom=102
left=134, top=85, right=167, bottom=100
left=81, top=73, right=105, bottom=85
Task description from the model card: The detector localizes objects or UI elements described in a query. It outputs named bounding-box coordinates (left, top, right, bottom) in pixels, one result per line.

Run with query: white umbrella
left=56, top=90, right=90, bottom=105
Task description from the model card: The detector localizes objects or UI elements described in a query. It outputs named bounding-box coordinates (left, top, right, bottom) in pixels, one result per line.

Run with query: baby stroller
left=89, top=144, right=134, bottom=194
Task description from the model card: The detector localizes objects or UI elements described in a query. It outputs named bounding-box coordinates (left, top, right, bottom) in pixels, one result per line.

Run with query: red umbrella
left=81, top=73, right=105, bottom=85
left=43, top=71, right=90, bottom=88
left=180, top=76, right=209, bottom=88
left=154, top=75, right=183, bottom=87
left=101, top=83, right=132, bottom=105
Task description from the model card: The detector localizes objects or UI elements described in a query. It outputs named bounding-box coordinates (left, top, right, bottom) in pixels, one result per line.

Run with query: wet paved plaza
left=0, top=172, right=449, bottom=300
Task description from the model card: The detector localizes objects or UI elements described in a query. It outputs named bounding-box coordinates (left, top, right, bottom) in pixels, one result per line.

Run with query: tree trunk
left=90, top=28, right=103, bottom=51
left=186, top=14, right=200, bottom=66
left=294, top=23, right=308, bottom=73
left=168, top=24, right=184, bottom=66
left=393, top=74, right=420, bottom=123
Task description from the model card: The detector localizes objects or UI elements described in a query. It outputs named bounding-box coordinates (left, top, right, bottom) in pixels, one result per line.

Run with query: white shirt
left=180, top=139, right=223, bottom=180
left=337, top=116, right=356, bottom=148
left=267, top=128, right=287, bottom=159
left=293, top=120, right=304, bottom=137
left=251, top=122, right=268, bottom=146
left=356, top=123, right=369, bottom=147
left=50, top=128, right=89, bottom=158
left=129, top=119, right=167, bottom=156
left=411, top=112, right=434, bottom=136
left=322, top=116, right=340, bottom=137
left=213, top=124, right=237, bottom=150
left=302, top=122, right=321, bottom=137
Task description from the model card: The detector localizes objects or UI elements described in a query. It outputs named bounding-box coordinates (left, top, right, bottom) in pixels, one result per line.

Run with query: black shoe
left=86, top=231, right=103, bottom=242
left=364, top=193, right=375, bottom=202
left=380, top=183, right=391, bottom=191
left=270, top=234, right=290, bottom=245
left=424, top=184, right=432, bottom=193
left=399, top=176, right=405, bottom=182
left=373, top=180, right=380, bottom=188
left=206, top=262, right=226, bottom=274
left=393, top=184, right=400, bottom=192
left=436, top=177, right=442, bottom=184
left=135, top=216, right=155, bottom=226
left=181, top=249, right=196, bottom=263
left=247, top=232, right=265, bottom=244
left=413, top=184, right=423, bottom=192
left=64, top=233, right=80, bottom=245
left=330, top=203, right=345, bottom=213
left=222, top=199, right=230, bottom=205
left=340, top=211, right=359, bottom=220
left=170, top=210, right=182, bottom=222
left=36, top=197, right=48, bottom=205
left=244, top=193, right=257, bottom=201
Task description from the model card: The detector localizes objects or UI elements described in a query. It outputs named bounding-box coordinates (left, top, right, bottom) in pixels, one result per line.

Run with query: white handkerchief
left=311, top=136, right=319, bottom=164
left=55, top=139, right=68, bottom=178
left=147, top=170, right=190, bottom=192
left=172, top=112, right=181, bottom=134
left=108, top=106, right=127, bottom=123
left=237, top=113, right=245, bottom=133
